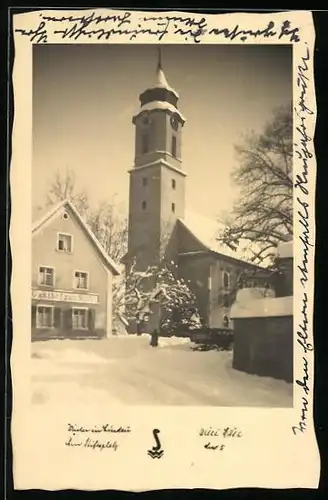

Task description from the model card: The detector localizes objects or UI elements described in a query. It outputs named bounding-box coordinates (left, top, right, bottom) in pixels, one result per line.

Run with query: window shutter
left=63, top=308, right=72, bottom=330
left=31, top=305, right=37, bottom=327
left=88, top=309, right=95, bottom=332
left=54, top=307, right=62, bottom=328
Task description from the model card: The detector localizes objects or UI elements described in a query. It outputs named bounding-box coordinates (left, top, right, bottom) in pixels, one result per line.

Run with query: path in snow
left=31, top=335, right=293, bottom=407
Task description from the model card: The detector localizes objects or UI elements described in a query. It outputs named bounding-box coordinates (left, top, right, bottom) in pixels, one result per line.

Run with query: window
left=72, top=308, right=88, bottom=329
left=74, top=271, right=89, bottom=289
left=142, top=200, right=147, bottom=210
left=57, top=233, right=73, bottom=252
left=171, top=135, right=177, bottom=157
left=142, top=134, right=149, bottom=154
left=36, top=305, right=54, bottom=328
left=171, top=202, right=175, bottom=213
left=172, top=179, right=176, bottom=189
left=223, top=271, right=230, bottom=289
left=39, top=266, right=54, bottom=286
left=222, top=294, right=230, bottom=308
left=142, top=177, right=148, bottom=187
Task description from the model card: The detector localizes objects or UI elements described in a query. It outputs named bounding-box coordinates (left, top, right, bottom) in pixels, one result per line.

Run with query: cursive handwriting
left=65, top=422, right=131, bottom=451
left=292, top=41, right=314, bottom=437
left=199, top=426, right=243, bottom=438
left=14, top=11, right=301, bottom=44
left=67, top=423, right=131, bottom=434
left=292, top=396, right=309, bottom=435
left=296, top=197, right=314, bottom=288
left=65, top=436, right=118, bottom=451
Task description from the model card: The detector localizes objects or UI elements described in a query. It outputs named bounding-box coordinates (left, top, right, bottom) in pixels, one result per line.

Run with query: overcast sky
left=33, top=43, right=292, bottom=220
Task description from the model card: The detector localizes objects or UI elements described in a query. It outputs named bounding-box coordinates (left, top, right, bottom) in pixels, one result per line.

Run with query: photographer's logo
left=147, top=428, right=164, bottom=459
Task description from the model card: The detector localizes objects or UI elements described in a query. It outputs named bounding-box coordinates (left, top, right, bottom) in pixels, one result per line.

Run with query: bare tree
left=45, top=168, right=90, bottom=216
left=44, top=168, right=128, bottom=262
left=218, top=105, right=293, bottom=266
left=87, top=199, right=128, bottom=263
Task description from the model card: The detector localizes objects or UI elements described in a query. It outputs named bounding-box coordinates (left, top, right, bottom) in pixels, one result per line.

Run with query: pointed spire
left=155, top=46, right=170, bottom=89
left=157, top=46, right=162, bottom=71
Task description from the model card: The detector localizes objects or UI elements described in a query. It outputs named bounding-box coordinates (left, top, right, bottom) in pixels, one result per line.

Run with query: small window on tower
left=142, top=177, right=148, bottom=187
left=172, top=179, right=176, bottom=189
left=222, top=294, right=230, bottom=308
left=142, top=201, right=147, bottom=210
left=171, top=203, right=175, bottom=213
left=171, top=135, right=177, bottom=157
left=142, top=134, right=149, bottom=154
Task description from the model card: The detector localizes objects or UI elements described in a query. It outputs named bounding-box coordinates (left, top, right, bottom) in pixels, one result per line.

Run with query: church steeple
left=157, top=45, right=162, bottom=71
left=134, top=47, right=184, bottom=119
left=152, top=46, right=175, bottom=95
left=127, top=47, right=187, bottom=330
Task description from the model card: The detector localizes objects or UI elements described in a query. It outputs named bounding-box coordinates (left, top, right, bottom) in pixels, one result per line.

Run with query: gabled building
left=125, top=51, right=264, bottom=333
left=31, top=199, right=120, bottom=340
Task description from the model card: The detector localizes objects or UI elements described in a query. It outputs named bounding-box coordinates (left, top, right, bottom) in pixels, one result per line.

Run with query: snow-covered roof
left=230, top=296, right=293, bottom=319
left=32, top=199, right=121, bottom=276
left=133, top=101, right=186, bottom=124
left=178, top=210, right=262, bottom=266
left=146, top=65, right=179, bottom=99
left=276, top=239, right=293, bottom=259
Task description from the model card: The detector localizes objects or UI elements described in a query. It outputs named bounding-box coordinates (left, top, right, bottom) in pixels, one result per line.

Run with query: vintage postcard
left=10, top=8, right=320, bottom=491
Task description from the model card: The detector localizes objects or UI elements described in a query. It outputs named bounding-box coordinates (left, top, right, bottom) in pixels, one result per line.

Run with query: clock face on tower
left=170, top=114, right=179, bottom=131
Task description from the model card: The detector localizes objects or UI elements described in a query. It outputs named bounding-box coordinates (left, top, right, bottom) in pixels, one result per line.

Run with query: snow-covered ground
left=31, top=335, right=293, bottom=407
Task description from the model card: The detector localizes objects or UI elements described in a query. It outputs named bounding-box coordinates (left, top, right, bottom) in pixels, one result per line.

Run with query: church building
left=126, top=50, right=263, bottom=333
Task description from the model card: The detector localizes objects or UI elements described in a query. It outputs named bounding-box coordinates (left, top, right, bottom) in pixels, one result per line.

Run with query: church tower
left=127, top=49, right=187, bottom=273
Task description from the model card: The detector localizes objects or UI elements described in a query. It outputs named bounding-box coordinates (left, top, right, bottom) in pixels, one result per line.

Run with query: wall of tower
left=160, top=166, right=185, bottom=261
left=134, top=111, right=182, bottom=170
left=128, top=164, right=162, bottom=271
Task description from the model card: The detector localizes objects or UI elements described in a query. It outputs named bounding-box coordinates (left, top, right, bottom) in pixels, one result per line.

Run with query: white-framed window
left=222, top=271, right=230, bottom=289
left=72, top=307, right=88, bottom=329
left=38, top=266, right=55, bottom=286
left=74, top=270, right=89, bottom=289
left=36, top=305, right=54, bottom=328
left=57, top=232, right=73, bottom=253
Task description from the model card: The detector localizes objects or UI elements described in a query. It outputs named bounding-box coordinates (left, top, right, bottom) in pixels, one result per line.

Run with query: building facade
left=31, top=200, right=120, bottom=341
left=126, top=51, right=264, bottom=333
left=231, top=239, right=293, bottom=382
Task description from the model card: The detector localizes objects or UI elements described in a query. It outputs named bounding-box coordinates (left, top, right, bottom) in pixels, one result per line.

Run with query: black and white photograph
left=10, top=8, right=319, bottom=492
left=31, top=42, right=293, bottom=408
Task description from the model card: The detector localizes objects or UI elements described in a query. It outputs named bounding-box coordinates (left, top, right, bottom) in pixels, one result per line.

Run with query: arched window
left=171, top=135, right=177, bottom=157
left=223, top=271, right=230, bottom=289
